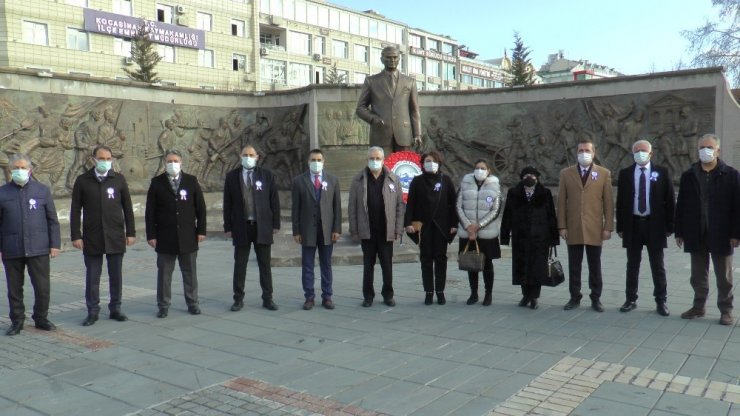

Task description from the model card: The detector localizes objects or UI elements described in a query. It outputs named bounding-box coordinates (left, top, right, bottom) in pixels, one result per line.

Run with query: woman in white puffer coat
left=456, top=159, right=502, bottom=306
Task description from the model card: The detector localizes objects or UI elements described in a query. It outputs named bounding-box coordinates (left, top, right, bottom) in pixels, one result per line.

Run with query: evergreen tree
left=123, top=24, right=163, bottom=83
left=506, top=32, right=535, bottom=87
left=324, top=62, right=346, bottom=84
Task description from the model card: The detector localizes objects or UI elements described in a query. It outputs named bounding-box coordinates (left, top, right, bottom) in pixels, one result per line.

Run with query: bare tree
left=682, top=0, right=740, bottom=87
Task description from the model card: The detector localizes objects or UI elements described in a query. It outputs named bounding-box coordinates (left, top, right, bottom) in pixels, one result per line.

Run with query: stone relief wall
left=317, top=102, right=369, bottom=146
left=0, top=91, right=308, bottom=194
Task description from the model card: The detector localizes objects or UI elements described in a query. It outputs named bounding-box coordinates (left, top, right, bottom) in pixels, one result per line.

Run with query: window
left=196, top=12, right=212, bottom=31
left=349, top=15, right=359, bottom=34
left=288, top=31, right=310, bottom=55
left=359, top=17, right=368, bottom=36
left=314, top=67, right=324, bottom=84
left=306, top=3, right=317, bottom=25
left=408, top=55, right=423, bottom=75
left=283, top=0, right=295, bottom=20
left=270, top=0, right=283, bottom=16
left=313, top=36, right=325, bottom=55
left=113, top=0, right=132, bottom=15
left=444, top=63, right=456, bottom=80
left=427, top=82, right=440, bottom=91
left=370, top=47, right=382, bottom=67
left=295, top=0, right=307, bottom=22
left=353, top=72, right=366, bottom=84
left=427, top=59, right=440, bottom=77
left=198, top=49, right=214, bottom=67
left=377, top=22, right=386, bottom=41
left=386, top=25, right=396, bottom=43
left=260, top=58, right=286, bottom=84
left=353, top=45, right=368, bottom=63
left=416, top=80, right=424, bottom=90
left=336, top=69, right=348, bottom=82
left=339, top=12, right=349, bottom=32
left=66, top=0, right=87, bottom=6
left=231, top=19, right=245, bottom=37
left=409, top=34, right=422, bottom=48
left=114, top=38, right=132, bottom=56
left=332, top=40, right=347, bottom=59
left=442, top=43, right=454, bottom=55
left=428, top=39, right=440, bottom=52
left=156, top=4, right=173, bottom=24
left=395, top=28, right=404, bottom=44
left=66, top=28, right=89, bottom=51
left=232, top=53, right=246, bottom=71
left=288, top=62, right=311, bottom=87
left=22, top=21, right=48, bottom=46
left=260, top=33, right=281, bottom=49
left=329, top=9, right=339, bottom=30
left=318, top=7, right=328, bottom=27
left=369, top=20, right=378, bottom=38
left=157, top=45, right=175, bottom=63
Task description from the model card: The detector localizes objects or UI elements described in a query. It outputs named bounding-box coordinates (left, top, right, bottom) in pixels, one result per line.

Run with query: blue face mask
left=11, top=168, right=30, bottom=185
left=95, top=159, right=112, bottom=174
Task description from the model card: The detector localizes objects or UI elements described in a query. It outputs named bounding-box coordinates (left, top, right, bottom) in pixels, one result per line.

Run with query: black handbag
left=458, top=240, right=485, bottom=272
left=542, top=246, right=565, bottom=287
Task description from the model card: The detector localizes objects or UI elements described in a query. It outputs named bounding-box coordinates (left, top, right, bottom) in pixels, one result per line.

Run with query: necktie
left=580, top=168, right=588, bottom=186
left=246, top=170, right=252, bottom=187
left=96, top=175, right=104, bottom=183
left=314, top=174, right=321, bottom=190
left=638, top=167, right=647, bottom=214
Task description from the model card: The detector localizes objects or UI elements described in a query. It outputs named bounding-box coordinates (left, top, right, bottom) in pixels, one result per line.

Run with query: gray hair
left=8, top=153, right=32, bottom=167
left=367, top=146, right=385, bottom=158
left=631, top=139, right=652, bottom=153
left=164, top=148, right=183, bottom=159
left=699, top=133, right=720, bottom=149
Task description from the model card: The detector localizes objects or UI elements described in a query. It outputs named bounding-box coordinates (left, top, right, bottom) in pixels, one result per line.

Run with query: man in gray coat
left=356, top=46, right=422, bottom=154
left=348, top=146, right=404, bottom=307
left=292, top=149, right=342, bottom=310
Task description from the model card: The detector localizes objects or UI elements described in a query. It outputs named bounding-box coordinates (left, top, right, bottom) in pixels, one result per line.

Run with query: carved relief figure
left=31, top=116, right=74, bottom=194
left=677, top=105, right=698, bottom=165
left=66, top=109, right=102, bottom=189
left=203, top=117, right=234, bottom=184
left=588, top=100, right=635, bottom=169
left=264, top=108, right=305, bottom=188
left=188, top=119, right=210, bottom=181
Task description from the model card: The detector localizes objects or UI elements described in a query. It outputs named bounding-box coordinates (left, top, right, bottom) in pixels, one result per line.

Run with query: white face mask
left=309, top=161, right=323, bottom=174
left=95, top=159, right=112, bottom=174
left=165, top=162, right=181, bottom=177
left=577, top=152, right=593, bottom=167
left=11, top=168, right=30, bottom=185
left=241, top=156, right=257, bottom=169
left=699, top=148, right=715, bottom=163
left=368, top=159, right=383, bottom=171
left=473, top=168, right=488, bottom=181
left=423, top=161, right=439, bottom=173
left=633, top=151, right=650, bottom=165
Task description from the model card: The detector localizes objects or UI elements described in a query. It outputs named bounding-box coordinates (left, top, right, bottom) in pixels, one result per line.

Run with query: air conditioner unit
left=312, top=54, right=321, bottom=61
left=175, top=5, right=185, bottom=14
left=176, top=17, right=188, bottom=26
left=270, top=15, right=285, bottom=26
left=123, top=57, right=134, bottom=65
left=259, top=47, right=268, bottom=56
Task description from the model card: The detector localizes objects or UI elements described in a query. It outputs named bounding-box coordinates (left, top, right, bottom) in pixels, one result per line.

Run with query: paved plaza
left=1, top=233, right=740, bottom=416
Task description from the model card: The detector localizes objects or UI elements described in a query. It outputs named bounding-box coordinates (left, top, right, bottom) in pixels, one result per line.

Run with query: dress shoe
left=5, top=321, right=23, bottom=336
left=466, top=294, right=479, bottom=305
left=188, top=305, right=201, bottom=315
left=591, top=300, right=605, bottom=312
left=518, top=297, right=529, bottom=307
left=424, top=292, right=434, bottom=305
left=656, top=303, right=670, bottom=317
left=482, top=292, right=492, bottom=306
left=436, top=292, right=446, bottom=305
left=620, top=301, right=637, bottom=312
left=720, top=312, right=734, bottom=326
left=34, top=319, right=56, bottom=331
left=563, top=299, right=580, bottom=310
left=82, top=314, right=98, bottom=326
left=262, top=300, right=278, bottom=311
left=157, top=308, right=168, bottom=318
left=530, top=298, right=539, bottom=310
left=361, top=299, right=373, bottom=307
left=303, top=298, right=315, bottom=310
left=681, top=307, right=705, bottom=319
left=383, top=298, right=396, bottom=307
left=230, top=301, right=244, bottom=311
left=321, top=298, right=335, bottom=310
left=109, top=311, right=128, bottom=322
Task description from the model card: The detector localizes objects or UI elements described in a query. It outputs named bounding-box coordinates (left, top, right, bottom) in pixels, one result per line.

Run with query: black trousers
left=567, top=244, right=602, bottom=301
left=157, top=252, right=198, bottom=308
left=420, top=226, right=448, bottom=293
left=233, top=223, right=273, bottom=302
left=468, top=261, right=494, bottom=295
left=521, top=284, right=541, bottom=299
left=3, top=255, right=50, bottom=323
left=361, top=238, right=394, bottom=301
left=84, top=253, right=124, bottom=315
left=625, top=217, right=667, bottom=303
left=690, top=236, right=734, bottom=313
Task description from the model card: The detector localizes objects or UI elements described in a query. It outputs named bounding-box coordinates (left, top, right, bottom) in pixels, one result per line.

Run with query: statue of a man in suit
left=356, top=46, right=422, bottom=154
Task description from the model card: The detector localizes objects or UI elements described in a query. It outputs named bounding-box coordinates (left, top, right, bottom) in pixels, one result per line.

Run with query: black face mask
left=522, top=177, right=536, bottom=187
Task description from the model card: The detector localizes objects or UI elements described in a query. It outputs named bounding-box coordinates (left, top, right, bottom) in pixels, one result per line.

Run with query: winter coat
left=223, top=167, right=281, bottom=246
left=403, top=172, right=457, bottom=241
left=456, top=173, right=502, bottom=240
left=348, top=166, right=405, bottom=241
left=0, top=179, right=61, bottom=259
left=556, top=164, right=614, bottom=246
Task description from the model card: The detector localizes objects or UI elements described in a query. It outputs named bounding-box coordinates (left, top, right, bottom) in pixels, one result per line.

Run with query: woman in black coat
left=500, top=167, right=559, bottom=309
left=404, top=150, right=458, bottom=305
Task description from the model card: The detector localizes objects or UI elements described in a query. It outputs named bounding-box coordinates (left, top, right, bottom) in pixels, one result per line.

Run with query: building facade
left=538, top=50, right=621, bottom=84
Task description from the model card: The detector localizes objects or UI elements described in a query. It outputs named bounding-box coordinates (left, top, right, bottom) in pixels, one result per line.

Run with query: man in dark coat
left=223, top=144, right=280, bottom=311
left=70, top=145, right=136, bottom=326
left=146, top=149, right=207, bottom=318
left=675, top=134, right=740, bottom=325
left=292, top=149, right=342, bottom=310
left=1, top=153, right=61, bottom=335
left=616, top=140, right=675, bottom=316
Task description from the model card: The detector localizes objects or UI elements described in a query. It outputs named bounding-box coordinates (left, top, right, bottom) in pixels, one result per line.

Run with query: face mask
left=166, top=162, right=181, bottom=176
left=241, top=156, right=257, bottom=169
left=11, top=169, right=29, bottom=185
left=633, top=151, right=650, bottom=165
left=522, top=177, right=536, bottom=187
left=577, top=152, right=593, bottom=167
left=473, top=168, right=488, bottom=181
left=95, top=159, right=112, bottom=174
left=309, top=161, right=323, bottom=174
left=368, top=159, right=383, bottom=171
left=423, top=161, right=439, bottom=173
left=699, top=148, right=715, bottom=163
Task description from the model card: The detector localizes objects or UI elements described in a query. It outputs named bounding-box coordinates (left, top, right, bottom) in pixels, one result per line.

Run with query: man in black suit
left=616, top=139, right=675, bottom=316
left=145, top=149, right=207, bottom=318
left=223, top=144, right=281, bottom=311
left=70, top=145, right=136, bottom=326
